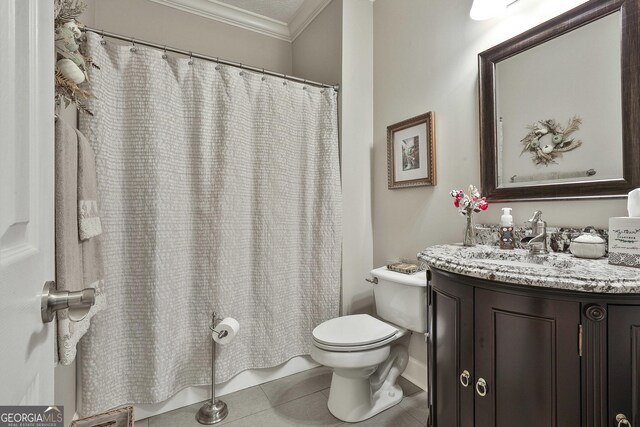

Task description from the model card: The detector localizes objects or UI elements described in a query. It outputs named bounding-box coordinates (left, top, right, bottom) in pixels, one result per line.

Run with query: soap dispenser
left=499, top=207, right=515, bottom=249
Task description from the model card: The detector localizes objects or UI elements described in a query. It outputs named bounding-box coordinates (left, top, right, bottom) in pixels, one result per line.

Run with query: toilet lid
left=312, top=314, right=398, bottom=347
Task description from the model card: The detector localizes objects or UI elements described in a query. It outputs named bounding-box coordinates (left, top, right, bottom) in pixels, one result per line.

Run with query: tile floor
left=135, top=367, right=428, bottom=427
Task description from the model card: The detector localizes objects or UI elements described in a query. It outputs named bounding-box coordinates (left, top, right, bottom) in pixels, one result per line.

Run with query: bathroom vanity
left=420, top=244, right=640, bottom=427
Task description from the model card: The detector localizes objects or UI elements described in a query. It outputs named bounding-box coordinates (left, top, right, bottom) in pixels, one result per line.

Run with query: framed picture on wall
left=387, top=112, right=436, bottom=189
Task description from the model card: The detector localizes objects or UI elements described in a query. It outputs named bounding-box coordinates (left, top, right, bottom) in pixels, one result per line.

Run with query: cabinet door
left=474, top=289, right=581, bottom=427
left=430, top=271, right=474, bottom=427
left=608, top=305, right=640, bottom=427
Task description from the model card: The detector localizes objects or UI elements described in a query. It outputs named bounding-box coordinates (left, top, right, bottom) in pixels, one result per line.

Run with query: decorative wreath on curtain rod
left=54, top=0, right=98, bottom=115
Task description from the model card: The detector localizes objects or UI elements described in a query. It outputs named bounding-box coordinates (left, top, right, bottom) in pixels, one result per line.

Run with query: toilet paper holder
left=209, top=313, right=229, bottom=340
left=197, top=310, right=230, bottom=425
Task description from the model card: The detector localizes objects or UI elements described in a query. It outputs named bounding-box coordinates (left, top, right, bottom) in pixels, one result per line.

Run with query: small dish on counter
left=570, top=228, right=607, bottom=259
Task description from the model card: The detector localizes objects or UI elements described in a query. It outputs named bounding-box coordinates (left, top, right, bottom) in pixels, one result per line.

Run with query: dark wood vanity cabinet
left=474, top=288, right=581, bottom=427
left=428, top=268, right=640, bottom=427
left=430, top=274, right=474, bottom=427
left=608, top=306, right=640, bottom=427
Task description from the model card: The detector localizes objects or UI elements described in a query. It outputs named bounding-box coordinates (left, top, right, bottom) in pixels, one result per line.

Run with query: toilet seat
left=312, top=314, right=406, bottom=352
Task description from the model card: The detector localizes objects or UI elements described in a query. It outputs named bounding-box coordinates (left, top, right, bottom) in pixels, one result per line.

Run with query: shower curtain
left=78, top=32, right=342, bottom=415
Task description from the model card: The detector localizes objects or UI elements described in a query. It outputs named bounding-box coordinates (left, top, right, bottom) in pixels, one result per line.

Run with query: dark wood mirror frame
left=478, top=0, right=640, bottom=202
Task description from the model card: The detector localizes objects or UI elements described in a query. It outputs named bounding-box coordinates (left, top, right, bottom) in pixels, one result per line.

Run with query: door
left=608, top=305, right=640, bottom=427
left=0, top=0, right=55, bottom=406
left=430, top=270, right=474, bottom=427
left=474, top=289, right=581, bottom=427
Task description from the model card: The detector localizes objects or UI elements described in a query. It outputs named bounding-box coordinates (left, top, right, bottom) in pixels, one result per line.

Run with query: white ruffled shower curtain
left=78, top=32, right=342, bottom=415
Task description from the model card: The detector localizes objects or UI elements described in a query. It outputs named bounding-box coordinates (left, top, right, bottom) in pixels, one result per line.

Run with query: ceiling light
left=470, top=0, right=517, bottom=21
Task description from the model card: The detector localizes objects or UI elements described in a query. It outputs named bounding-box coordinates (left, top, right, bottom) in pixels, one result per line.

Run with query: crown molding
left=148, top=0, right=333, bottom=43
left=148, top=0, right=290, bottom=41
left=289, top=0, right=333, bottom=41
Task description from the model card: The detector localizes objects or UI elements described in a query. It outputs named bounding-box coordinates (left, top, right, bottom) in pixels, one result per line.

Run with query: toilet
left=310, top=266, right=428, bottom=423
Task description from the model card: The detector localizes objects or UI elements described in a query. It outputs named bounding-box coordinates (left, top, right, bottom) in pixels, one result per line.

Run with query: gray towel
left=78, top=129, right=103, bottom=240
left=55, top=117, right=106, bottom=365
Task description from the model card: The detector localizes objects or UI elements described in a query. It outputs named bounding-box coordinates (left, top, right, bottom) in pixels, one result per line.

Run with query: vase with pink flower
left=450, top=185, right=489, bottom=246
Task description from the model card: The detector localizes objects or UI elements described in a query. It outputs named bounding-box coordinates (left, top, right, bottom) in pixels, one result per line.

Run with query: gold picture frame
left=387, top=112, right=436, bottom=189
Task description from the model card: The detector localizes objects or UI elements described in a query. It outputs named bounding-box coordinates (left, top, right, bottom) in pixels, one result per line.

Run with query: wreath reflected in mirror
left=520, top=116, right=582, bottom=165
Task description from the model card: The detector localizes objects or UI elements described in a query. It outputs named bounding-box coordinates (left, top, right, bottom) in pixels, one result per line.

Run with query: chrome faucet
left=526, top=210, right=548, bottom=254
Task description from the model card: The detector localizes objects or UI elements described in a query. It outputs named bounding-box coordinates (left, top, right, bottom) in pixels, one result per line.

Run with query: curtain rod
left=82, top=27, right=340, bottom=92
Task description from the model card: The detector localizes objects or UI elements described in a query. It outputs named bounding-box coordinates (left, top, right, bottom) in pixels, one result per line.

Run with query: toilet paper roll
left=629, top=188, right=640, bottom=217
left=212, top=317, right=240, bottom=345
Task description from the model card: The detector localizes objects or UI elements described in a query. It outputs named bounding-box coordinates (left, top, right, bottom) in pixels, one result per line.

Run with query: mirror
left=478, top=0, right=640, bottom=201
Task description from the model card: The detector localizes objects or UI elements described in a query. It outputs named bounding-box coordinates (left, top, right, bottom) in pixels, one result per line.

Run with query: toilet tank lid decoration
left=371, top=267, right=427, bottom=287
left=450, top=185, right=489, bottom=216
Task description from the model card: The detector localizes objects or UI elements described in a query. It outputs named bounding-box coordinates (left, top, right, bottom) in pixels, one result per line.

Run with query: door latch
left=41, top=281, right=96, bottom=323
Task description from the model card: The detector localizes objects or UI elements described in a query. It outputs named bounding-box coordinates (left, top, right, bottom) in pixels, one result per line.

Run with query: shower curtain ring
left=215, top=57, right=220, bottom=71
left=283, top=75, right=288, bottom=86
left=303, top=79, right=308, bottom=90
left=162, top=46, right=167, bottom=59
left=239, top=63, right=244, bottom=76
left=130, top=38, right=137, bottom=52
left=188, top=52, right=193, bottom=65
left=261, top=68, right=266, bottom=81
left=100, top=30, right=106, bottom=45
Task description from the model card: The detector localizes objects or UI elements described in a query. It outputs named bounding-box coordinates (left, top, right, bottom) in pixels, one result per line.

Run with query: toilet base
left=327, top=373, right=403, bottom=423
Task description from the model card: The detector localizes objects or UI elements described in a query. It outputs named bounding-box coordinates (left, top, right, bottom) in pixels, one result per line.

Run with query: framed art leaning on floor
left=387, top=112, right=436, bottom=189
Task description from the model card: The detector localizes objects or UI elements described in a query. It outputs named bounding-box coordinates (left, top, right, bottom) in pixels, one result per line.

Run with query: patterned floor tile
left=399, top=391, right=429, bottom=425
left=398, top=376, right=423, bottom=397
left=223, top=391, right=342, bottom=427
left=260, top=367, right=332, bottom=406
left=352, top=404, right=423, bottom=427
left=146, top=368, right=426, bottom=427
left=148, top=385, right=270, bottom=427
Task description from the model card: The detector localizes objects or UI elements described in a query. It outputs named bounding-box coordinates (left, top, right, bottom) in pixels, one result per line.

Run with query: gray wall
left=372, top=0, right=627, bottom=379
left=83, top=0, right=292, bottom=74
left=292, top=0, right=342, bottom=86
left=340, top=0, right=375, bottom=317
left=293, top=0, right=377, bottom=321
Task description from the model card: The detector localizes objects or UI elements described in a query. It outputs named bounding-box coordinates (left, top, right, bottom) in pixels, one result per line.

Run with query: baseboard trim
left=135, top=355, right=319, bottom=420
left=401, top=356, right=427, bottom=391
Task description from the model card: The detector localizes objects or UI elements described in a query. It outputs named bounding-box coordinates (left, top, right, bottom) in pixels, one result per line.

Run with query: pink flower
left=451, top=185, right=488, bottom=214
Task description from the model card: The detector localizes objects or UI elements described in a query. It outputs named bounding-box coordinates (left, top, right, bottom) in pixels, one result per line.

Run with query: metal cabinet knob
left=41, top=281, right=96, bottom=323
left=459, top=370, right=471, bottom=387
left=616, top=414, right=631, bottom=426
left=476, top=378, right=488, bottom=397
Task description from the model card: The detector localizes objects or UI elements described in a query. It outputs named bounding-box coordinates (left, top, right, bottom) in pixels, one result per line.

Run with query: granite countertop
left=419, top=244, right=640, bottom=294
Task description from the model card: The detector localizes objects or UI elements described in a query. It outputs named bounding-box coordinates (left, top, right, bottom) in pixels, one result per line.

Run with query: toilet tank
left=371, top=267, right=428, bottom=333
